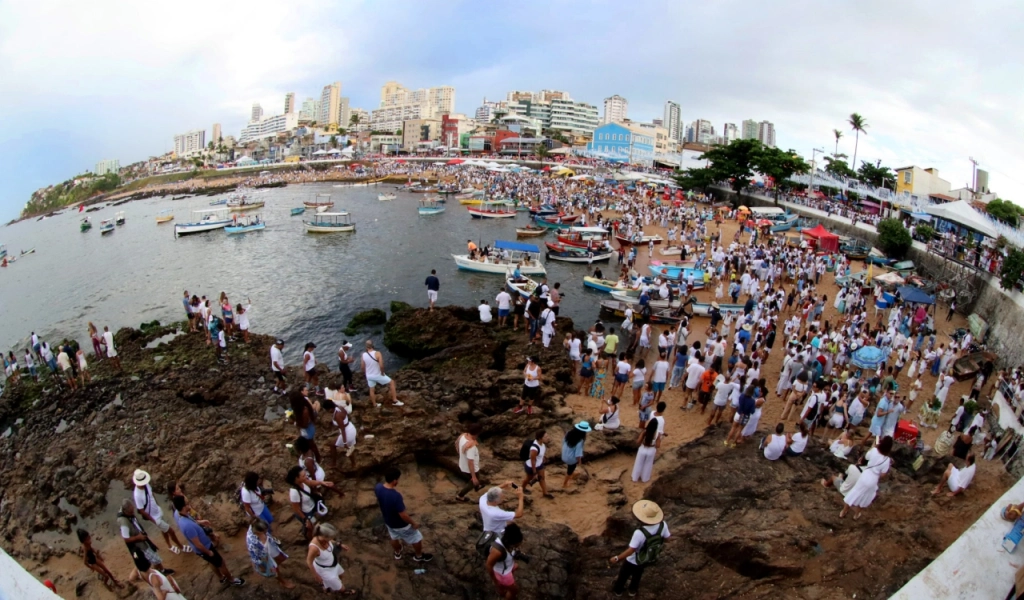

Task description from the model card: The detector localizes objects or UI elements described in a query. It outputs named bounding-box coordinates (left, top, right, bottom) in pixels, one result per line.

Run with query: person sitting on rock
left=933, top=453, right=977, bottom=498
left=761, top=423, right=787, bottom=461
left=596, top=396, right=621, bottom=430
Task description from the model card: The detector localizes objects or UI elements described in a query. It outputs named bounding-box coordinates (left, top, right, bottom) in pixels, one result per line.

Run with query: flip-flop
left=169, top=545, right=181, bottom=554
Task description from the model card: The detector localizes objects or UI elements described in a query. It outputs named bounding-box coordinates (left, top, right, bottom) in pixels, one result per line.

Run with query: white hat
left=132, top=469, right=151, bottom=487
left=632, top=500, right=664, bottom=525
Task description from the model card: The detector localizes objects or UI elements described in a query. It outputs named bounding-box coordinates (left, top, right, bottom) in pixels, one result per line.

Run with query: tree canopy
left=985, top=198, right=1024, bottom=228
left=754, top=147, right=810, bottom=201
left=876, top=218, right=913, bottom=259
left=672, top=140, right=809, bottom=207
left=856, top=160, right=895, bottom=189
left=823, top=155, right=856, bottom=179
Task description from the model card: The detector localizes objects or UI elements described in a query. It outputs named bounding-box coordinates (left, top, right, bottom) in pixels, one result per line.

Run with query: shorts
left=151, top=514, right=171, bottom=533
left=498, top=309, right=510, bottom=318
left=580, top=368, right=594, bottom=378
left=305, top=367, right=317, bottom=377
left=427, top=290, right=438, bottom=302
left=386, top=524, right=424, bottom=545
left=614, top=373, right=629, bottom=384
left=522, top=385, right=541, bottom=400
left=632, top=380, right=644, bottom=390
left=734, top=412, right=751, bottom=425
left=524, top=464, right=546, bottom=477
left=198, top=547, right=225, bottom=568
left=300, top=423, right=315, bottom=440
left=698, top=390, right=711, bottom=406
left=652, top=381, right=665, bottom=393
left=274, top=370, right=286, bottom=383
left=367, top=374, right=392, bottom=387
left=224, top=316, right=234, bottom=324
left=603, top=351, right=616, bottom=361
left=494, top=570, right=516, bottom=587
left=565, top=462, right=578, bottom=475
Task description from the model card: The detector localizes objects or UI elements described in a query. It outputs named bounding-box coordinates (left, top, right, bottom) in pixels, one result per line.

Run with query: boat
left=658, top=246, right=686, bottom=256
left=80, top=218, right=92, bottom=232
left=156, top=210, right=174, bottom=224
left=528, top=205, right=559, bottom=217
left=225, top=214, right=266, bottom=234
left=506, top=276, right=539, bottom=298
left=951, top=350, right=998, bottom=381
left=689, top=300, right=747, bottom=318
left=458, top=197, right=486, bottom=205
left=556, top=226, right=613, bottom=250
left=583, top=276, right=632, bottom=293
left=546, top=244, right=614, bottom=263
left=599, top=300, right=682, bottom=325
left=0, top=244, right=6, bottom=260
left=290, top=207, right=305, bottom=216
left=615, top=234, right=664, bottom=246
left=533, top=216, right=579, bottom=230
left=841, top=240, right=872, bottom=260
left=99, top=219, right=115, bottom=235
left=424, top=194, right=446, bottom=204
left=452, top=240, right=546, bottom=275
left=378, top=193, right=397, bottom=202
left=115, top=211, right=126, bottom=226
left=516, top=225, right=548, bottom=238
left=20, top=248, right=35, bottom=256
left=304, top=194, right=335, bottom=210
left=228, top=200, right=265, bottom=212
left=467, top=201, right=516, bottom=219
left=647, top=263, right=702, bottom=280
left=209, top=199, right=228, bottom=206
left=305, top=211, right=356, bottom=233
left=174, top=208, right=232, bottom=237
left=417, top=198, right=445, bottom=215
left=407, top=184, right=437, bottom=193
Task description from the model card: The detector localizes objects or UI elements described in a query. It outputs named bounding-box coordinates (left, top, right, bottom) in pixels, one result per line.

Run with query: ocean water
left=0, top=184, right=609, bottom=362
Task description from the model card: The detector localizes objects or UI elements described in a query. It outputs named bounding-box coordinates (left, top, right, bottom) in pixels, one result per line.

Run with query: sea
left=0, top=184, right=613, bottom=363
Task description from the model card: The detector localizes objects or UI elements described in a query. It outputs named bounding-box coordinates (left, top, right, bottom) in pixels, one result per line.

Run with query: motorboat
left=80, top=218, right=92, bottom=232
left=599, top=300, right=682, bottom=325
left=545, top=242, right=614, bottom=263
left=417, top=198, right=445, bottom=215
left=305, top=211, right=356, bottom=233
left=556, top=226, right=613, bottom=250
left=115, top=211, right=126, bottom=226
left=228, top=199, right=265, bottom=212
left=467, top=201, right=516, bottom=219
left=452, top=240, right=546, bottom=275
left=516, top=225, right=547, bottom=237
left=290, top=207, right=305, bottom=216
left=378, top=193, right=397, bottom=202
left=615, top=234, right=664, bottom=246
left=506, top=276, right=539, bottom=298
left=304, top=193, right=335, bottom=210
left=99, top=219, right=115, bottom=234
left=583, top=276, right=632, bottom=293
left=156, top=210, right=174, bottom=224
left=174, top=208, right=232, bottom=237
left=647, top=263, right=702, bottom=280
left=225, top=214, right=266, bottom=234
left=209, top=199, right=228, bottom=206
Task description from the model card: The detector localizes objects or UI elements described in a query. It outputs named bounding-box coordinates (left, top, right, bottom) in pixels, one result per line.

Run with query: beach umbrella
left=851, top=346, right=890, bottom=370
left=542, top=166, right=551, bottom=171
left=447, top=158, right=464, bottom=165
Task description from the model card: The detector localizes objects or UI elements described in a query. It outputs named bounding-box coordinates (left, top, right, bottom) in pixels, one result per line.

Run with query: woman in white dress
left=840, top=437, right=894, bottom=520
left=631, top=419, right=661, bottom=483
left=306, top=523, right=354, bottom=594
left=326, top=390, right=358, bottom=469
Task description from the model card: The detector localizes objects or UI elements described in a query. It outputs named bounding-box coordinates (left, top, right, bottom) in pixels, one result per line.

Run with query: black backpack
left=519, top=439, right=539, bottom=462
left=476, top=531, right=501, bottom=557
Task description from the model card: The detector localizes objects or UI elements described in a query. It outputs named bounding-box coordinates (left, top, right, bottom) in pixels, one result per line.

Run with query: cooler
left=894, top=419, right=919, bottom=444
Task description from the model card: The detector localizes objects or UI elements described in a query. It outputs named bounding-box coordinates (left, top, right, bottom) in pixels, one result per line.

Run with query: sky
left=0, top=0, right=1021, bottom=219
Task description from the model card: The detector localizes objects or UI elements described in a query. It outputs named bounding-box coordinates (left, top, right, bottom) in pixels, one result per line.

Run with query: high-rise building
left=602, top=95, right=628, bottom=124
left=318, top=81, right=343, bottom=128
left=475, top=98, right=506, bottom=122
left=251, top=103, right=263, bottom=122
left=211, top=123, right=222, bottom=144
left=239, top=114, right=299, bottom=143
left=371, top=81, right=456, bottom=133
left=548, top=98, right=599, bottom=136
left=741, top=119, right=759, bottom=140
left=284, top=92, right=296, bottom=115
left=299, top=98, right=319, bottom=122
left=95, top=159, right=120, bottom=176
left=338, top=97, right=351, bottom=130
left=537, top=90, right=570, bottom=102
left=506, top=90, right=534, bottom=102
left=348, top=107, right=369, bottom=131
left=173, top=130, right=206, bottom=157
left=663, top=101, right=682, bottom=143
left=757, top=121, right=776, bottom=148
left=722, top=123, right=738, bottom=144
left=689, top=119, right=714, bottom=144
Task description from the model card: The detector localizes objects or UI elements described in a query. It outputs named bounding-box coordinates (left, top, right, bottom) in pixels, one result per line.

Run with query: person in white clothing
left=302, top=343, right=321, bottom=396
left=933, top=454, right=977, bottom=497
left=521, top=430, right=553, bottom=498
left=305, top=523, right=350, bottom=593
left=608, top=500, right=672, bottom=597
left=761, top=423, right=787, bottom=460
left=131, top=470, right=183, bottom=555
left=841, top=437, right=893, bottom=519
left=362, top=340, right=402, bottom=407
left=235, top=300, right=252, bottom=344
left=270, top=339, right=287, bottom=394
left=103, top=326, right=121, bottom=370
left=631, top=419, right=661, bottom=483
left=479, top=484, right=524, bottom=534
left=540, top=304, right=556, bottom=348
left=325, top=391, right=358, bottom=469
left=495, top=290, right=512, bottom=327
left=479, top=300, right=493, bottom=323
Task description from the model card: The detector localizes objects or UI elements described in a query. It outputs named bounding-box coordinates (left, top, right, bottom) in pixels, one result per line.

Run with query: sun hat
left=711, top=302, right=720, bottom=309
left=132, top=469, right=151, bottom=487
left=275, top=339, right=285, bottom=345
left=575, top=421, right=592, bottom=432
left=342, top=341, right=353, bottom=349
left=742, top=323, right=753, bottom=331
left=632, top=500, right=664, bottom=525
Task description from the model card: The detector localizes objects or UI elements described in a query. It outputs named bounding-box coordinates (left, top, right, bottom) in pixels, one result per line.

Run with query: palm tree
left=832, top=129, right=843, bottom=156
left=847, top=113, right=868, bottom=170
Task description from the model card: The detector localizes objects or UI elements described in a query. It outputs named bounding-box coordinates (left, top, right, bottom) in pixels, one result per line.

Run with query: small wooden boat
left=80, top=219, right=92, bottom=232
left=647, top=263, right=702, bottom=280
left=19, top=248, right=34, bottom=256
left=175, top=208, right=232, bottom=237
left=305, top=212, right=356, bottom=233
left=225, top=215, right=266, bottom=234
left=547, top=244, right=614, bottom=263
left=516, top=225, right=548, bottom=237
left=534, top=216, right=577, bottom=230
left=467, top=202, right=516, bottom=219
left=615, top=234, right=664, bottom=247
left=658, top=246, right=685, bottom=256
left=228, top=200, right=265, bottom=212
left=99, top=219, right=115, bottom=234
left=452, top=241, right=546, bottom=275
left=583, top=276, right=630, bottom=293
left=556, top=227, right=613, bottom=250
left=304, top=194, right=335, bottom=210
left=115, top=211, right=126, bottom=226
left=209, top=199, right=228, bottom=206
left=458, top=197, right=486, bottom=205
left=417, top=198, right=445, bottom=215
left=407, top=185, right=437, bottom=193
left=156, top=210, right=174, bottom=224
left=378, top=193, right=397, bottom=202
left=600, top=300, right=682, bottom=325
left=290, top=207, right=305, bottom=216
left=841, top=240, right=872, bottom=260
left=528, top=205, right=559, bottom=217
left=951, top=350, right=998, bottom=381
left=506, top=276, right=539, bottom=298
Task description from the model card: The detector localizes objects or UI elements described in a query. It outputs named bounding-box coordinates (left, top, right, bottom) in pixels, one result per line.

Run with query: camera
left=512, top=550, right=531, bottom=564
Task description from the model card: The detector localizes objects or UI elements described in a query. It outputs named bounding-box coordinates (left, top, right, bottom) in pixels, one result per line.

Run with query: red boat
left=536, top=213, right=581, bottom=224
left=556, top=227, right=612, bottom=249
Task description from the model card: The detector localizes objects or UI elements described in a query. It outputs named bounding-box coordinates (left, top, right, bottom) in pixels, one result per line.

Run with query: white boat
left=304, top=193, right=335, bottom=210
left=417, top=198, right=445, bottom=215
left=228, top=200, right=265, bottom=211
left=452, top=240, right=546, bottom=275
left=547, top=249, right=615, bottom=263
left=305, top=211, right=356, bottom=233
left=225, top=214, right=266, bottom=234
left=506, top=276, right=539, bottom=298
left=378, top=193, right=397, bottom=202
left=175, top=208, right=232, bottom=237
left=115, top=211, right=126, bottom=226
left=99, top=219, right=115, bottom=235
left=467, top=201, right=516, bottom=219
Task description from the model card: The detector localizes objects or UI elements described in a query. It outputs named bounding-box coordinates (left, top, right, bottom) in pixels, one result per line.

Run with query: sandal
left=169, top=545, right=181, bottom=554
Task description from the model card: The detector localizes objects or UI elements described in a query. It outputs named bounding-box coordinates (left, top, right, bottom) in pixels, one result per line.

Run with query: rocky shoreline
left=0, top=305, right=1008, bottom=599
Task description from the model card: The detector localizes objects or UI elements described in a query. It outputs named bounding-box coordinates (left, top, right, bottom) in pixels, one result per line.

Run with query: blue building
left=586, top=123, right=654, bottom=164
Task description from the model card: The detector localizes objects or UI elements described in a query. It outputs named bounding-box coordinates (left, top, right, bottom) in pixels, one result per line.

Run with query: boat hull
left=175, top=220, right=232, bottom=236
left=228, top=202, right=265, bottom=212
left=156, top=216, right=174, bottom=223
left=468, top=208, right=516, bottom=219
left=290, top=208, right=305, bottom=216
left=225, top=223, right=266, bottom=234
left=453, top=254, right=546, bottom=275
left=583, top=277, right=628, bottom=293
left=616, top=235, right=664, bottom=246
left=516, top=227, right=547, bottom=237
left=304, top=202, right=335, bottom=210
left=305, top=222, right=355, bottom=233
left=506, top=277, right=538, bottom=298
left=100, top=227, right=114, bottom=235
left=418, top=207, right=445, bottom=215
left=600, top=300, right=681, bottom=325
left=547, top=250, right=613, bottom=263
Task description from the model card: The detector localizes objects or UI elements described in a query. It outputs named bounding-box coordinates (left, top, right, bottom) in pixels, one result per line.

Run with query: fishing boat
left=688, top=300, right=747, bottom=318
left=228, top=199, right=265, bottom=212
left=155, top=210, right=174, bottom=224
left=748, top=207, right=799, bottom=232
left=533, top=216, right=579, bottom=230
left=528, top=204, right=559, bottom=217
left=174, top=208, right=232, bottom=237
left=304, top=194, right=335, bottom=210
left=467, top=201, right=516, bottom=219
left=546, top=245, right=614, bottom=263
left=840, top=240, right=872, bottom=260
left=417, top=198, right=445, bottom=215
left=290, top=207, right=305, bottom=216
left=647, top=262, right=701, bottom=280
left=225, top=214, right=266, bottom=235
left=615, top=234, right=664, bottom=247
left=20, top=248, right=35, bottom=256
left=424, top=194, right=446, bottom=204
left=556, top=226, right=613, bottom=250
left=516, top=225, right=548, bottom=237
left=458, top=197, right=486, bottom=205
left=0, top=244, right=6, bottom=260
left=115, top=211, right=126, bottom=226
left=506, top=275, right=539, bottom=298
left=583, top=276, right=632, bottom=293
left=305, top=211, right=356, bottom=233
left=951, top=350, right=998, bottom=381
left=99, top=219, right=115, bottom=235
left=599, top=300, right=682, bottom=325
left=209, top=199, right=228, bottom=206
left=452, top=240, right=546, bottom=275
left=80, top=218, right=92, bottom=232
left=407, top=184, right=437, bottom=193
left=378, top=193, right=397, bottom=202
left=658, top=246, right=686, bottom=256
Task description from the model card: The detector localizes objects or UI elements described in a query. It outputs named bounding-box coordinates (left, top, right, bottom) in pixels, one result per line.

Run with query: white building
left=348, top=107, right=369, bottom=131
left=603, top=95, right=628, bottom=124
left=475, top=98, right=506, bottom=122
left=173, top=130, right=206, bottom=157
left=548, top=98, right=599, bottom=136
left=372, top=81, right=455, bottom=133
left=741, top=119, right=759, bottom=140
left=239, top=113, right=299, bottom=143
left=318, top=81, right=343, bottom=128
left=757, top=120, right=776, bottom=148
left=251, top=103, right=263, bottom=122
left=723, top=122, right=738, bottom=144
left=299, top=98, right=319, bottom=122
left=663, top=101, right=682, bottom=143
left=284, top=92, right=296, bottom=115
left=95, top=159, right=120, bottom=176
left=689, top=119, right=714, bottom=144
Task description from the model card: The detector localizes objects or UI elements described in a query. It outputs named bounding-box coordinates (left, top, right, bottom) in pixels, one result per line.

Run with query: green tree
left=999, top=247, right=1024, bottom=290
left=350, top=113, right=360, bottom=128
left=329, top=135, right=338, bottom=148
left=857, top=160, right=895, bottom=188
left=848, top=113, right=868, bottom=171
left=674, top=138, right=762, bottom=207
left=876, top=218, right=913, bottom=258
left=915, top=224, right=935, bottom=242
left=985, top=198, right=1023, bottom=228
left=536, top=143, right=550, bottom=160
left=824, top=155, right=857, bottom=179
left=673, top=166, right=716, bottom=193
left=833, top=129, right=843, bottom=156
left=754, top=147, right=810, bottom=203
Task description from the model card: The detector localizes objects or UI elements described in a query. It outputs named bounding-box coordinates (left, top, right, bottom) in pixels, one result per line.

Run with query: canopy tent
left=446, top=158, right=464, bottom=165
left=897, top=285, right=935, bottom=305
left=340, top=146, right=354, bottom=155
left=801, top=224, right=840, bottom=253
left=494, top=240, right=541, bottom=253
left=923, top=200, right=998, bottom=238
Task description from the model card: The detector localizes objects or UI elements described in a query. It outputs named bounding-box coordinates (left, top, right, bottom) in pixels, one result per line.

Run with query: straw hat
left=711, top=302, right=720, bottom=309
left=132, top=469, right=151, bottom=487
left=632, top=500, right=664, bottom=525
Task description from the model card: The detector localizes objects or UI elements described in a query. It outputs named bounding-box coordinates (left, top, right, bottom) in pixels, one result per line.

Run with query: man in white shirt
left=934, top=454, right=977, bottom=497
left=479, top=300, right=493, bottom=324
left=479, top=485, right=524, bottom=534
left=608, top=500, right=671, bottom=597
left=648, top=353, right=670, bottom=403
left=270, top=339, right=287, bottom=394
left=132, top=469, right=184, bottom=554
left=495, top=290, right=512, bottom=328
left=102, top=326, right=121, bottom=370
left=683, top=360, right=705, bottom=409
left=456, top=424, right=486, bottom=501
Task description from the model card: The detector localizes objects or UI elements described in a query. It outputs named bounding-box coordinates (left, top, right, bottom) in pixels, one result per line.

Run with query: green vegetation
left=343, top=308, right=388, bottom=336
left=985, top=198, right=1024, bottom=228
left=876, top=218, right=913, bottom=259
left=22, top=172, right=121, bottom=217
left=856, top=160, right=895, bottom=189
left=915, top=224, right=936, bottom=242
left=823, top=155, right=856, bottom=179
left=847, top=113, right=868, bottom=171
left=673, top=139, right=808, bottom=207
left=1000, top=248, right=1024, bottom=291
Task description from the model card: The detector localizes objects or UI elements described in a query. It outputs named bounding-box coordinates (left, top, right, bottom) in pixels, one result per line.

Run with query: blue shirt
left=673, top=352, right=687, bottom=367
left=175, top=512, right=212, bottom=555
left=869, top=397, right=890, bottom=436
left=425, top=275, right=440, bottom=291
left=561, top=439, right=585, bottom=464
left=738, top=393, right=756, bottom=416
left=375, top=483, right=407, bottom=529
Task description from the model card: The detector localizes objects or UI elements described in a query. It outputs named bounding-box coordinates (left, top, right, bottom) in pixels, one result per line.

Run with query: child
left=77, top=529, right=120, bottom=588
left=638, top=382, right=655, bottom=428
left=236, top=299, right=252, bottom=344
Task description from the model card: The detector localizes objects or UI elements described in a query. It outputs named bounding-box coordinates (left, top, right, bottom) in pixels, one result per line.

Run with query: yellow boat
left=155, top=210, right=174, bottom=224
left=458, top=198, right=485, bottom=205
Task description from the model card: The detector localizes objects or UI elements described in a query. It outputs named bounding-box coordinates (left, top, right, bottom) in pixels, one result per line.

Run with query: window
left=903, top=171, right=911, bottom=184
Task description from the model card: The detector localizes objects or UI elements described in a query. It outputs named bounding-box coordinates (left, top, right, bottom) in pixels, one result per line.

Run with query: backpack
left=475, top=531, right=501, bottom=557
left=635, top=523, right=665, bottom=566
left=519, top=439, right=539, bottom=462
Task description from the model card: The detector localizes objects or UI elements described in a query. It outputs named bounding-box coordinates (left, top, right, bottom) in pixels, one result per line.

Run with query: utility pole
left=968, top=157, right=979, bottom=194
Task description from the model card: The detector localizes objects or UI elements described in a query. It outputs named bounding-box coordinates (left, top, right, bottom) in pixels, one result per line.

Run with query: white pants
left=632, top=445, right=657, bottom=482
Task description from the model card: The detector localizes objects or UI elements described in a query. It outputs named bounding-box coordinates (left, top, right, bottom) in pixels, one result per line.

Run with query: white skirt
left=742, top=407, right=762, bottom=437
left=313, top=560, right=345, bottom=591
left=843, top=472, right=881, bottom=508
left=335, top=423, right=357, bottom=448
left=631, top=445, right=657, bottom=483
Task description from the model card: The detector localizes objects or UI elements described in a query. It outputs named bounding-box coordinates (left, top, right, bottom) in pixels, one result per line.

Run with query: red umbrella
left=395, top=159, right=405, bottom=163
left=541, top=166, right=551, bottom=172
left=446, top=158, right=464, bottom=165
left=757, top=219, right=773, bottom=227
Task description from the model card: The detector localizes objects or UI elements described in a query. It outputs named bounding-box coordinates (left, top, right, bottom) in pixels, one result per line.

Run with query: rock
left=342, top=308, right=388, bottom=335
left=54, top=419, right=68, bottom=434
left=113, top=394, right=123, bottom=407
left=257, top=376, right=265, bottom=384
left=130, top=376, right=140, bottom=381
left=390, top=300, right=413, bottom=314
left=154, top=355, right=164, bottom=363
left=1, top=427, right=11, bottom=439
left=263, top=406, right=282, bottom=422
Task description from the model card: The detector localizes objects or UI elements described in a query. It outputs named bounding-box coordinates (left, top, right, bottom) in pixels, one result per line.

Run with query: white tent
left=923, top=200, right=998, bottom=238
left=340, top=146, right=354, bottom=155
left=312, top=149, right=328, bottom=156
left=327, top=148, right=342, bottom=154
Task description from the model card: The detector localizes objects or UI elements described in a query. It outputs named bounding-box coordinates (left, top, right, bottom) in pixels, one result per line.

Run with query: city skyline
left=0, top=0, right=1020, bottom=217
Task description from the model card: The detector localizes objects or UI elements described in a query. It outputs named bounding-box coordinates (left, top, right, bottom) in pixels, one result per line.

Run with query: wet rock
left=390, top=300, right=413, bottom=314
left=1, top=428, right=11, bottom=439
left=343, top=308, right=388, bottom=335
left=54, top=419, right=68, bottom=434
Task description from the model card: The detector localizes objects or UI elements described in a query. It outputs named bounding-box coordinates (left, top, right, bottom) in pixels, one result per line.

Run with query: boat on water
left=20, top=247, right=35, bottom=256
left=209, top=199, right=228, bottom=206
left=533, top=216, right=580, bottom=230
left=305, top=211, right=356, bottom=233
left=228, top=200, right=266, bottom=212
left=528, top=204, right=559, bottom=217
left=599, top=300, right=683, bottom=325
left=556, top=226, right=613, bottom=250
left=647, top=262, right=701, bottom=280
left=407, top=184, right=437, bottom=193
left=458, top=197, right=486, bottom=205
left=115, top=211, right=126, bottom=226
left=516, top=225, right=547, bottom=237
left=174, top=208, right=232, bottom=237
left=156, top=210, right=174, bottom=224
left=304, top=194, right=335, bottom=210
left=615, top=234, right=664, bottom=246
left=0, top=244, right=6, bottom=260
left=452, top=240, right=546, bottom=275
left=417, top=198, right=445, bottom=215
left=290, top=207, right=305, bottom=216
left=99, top=219, right=115, bottom=235
left=80, top=218, right=92, bottom=232
left=225, top=214, right=266, bottom=235
left=467, top=201, right=516, bottom=219
left=378, top=193, right=397, bottom=202
left=545, top=242, right=614, bottom=263
left=506, top=275, right=539, bottom=298
left=583, top=276, right=632, bottom=293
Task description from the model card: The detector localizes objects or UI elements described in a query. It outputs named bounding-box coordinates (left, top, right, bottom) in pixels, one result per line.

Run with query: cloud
left=0, top=0, right=1021, bottom=217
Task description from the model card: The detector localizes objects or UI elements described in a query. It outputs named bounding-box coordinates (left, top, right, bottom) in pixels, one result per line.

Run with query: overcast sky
left=0, top=0, right=1020, bottom=219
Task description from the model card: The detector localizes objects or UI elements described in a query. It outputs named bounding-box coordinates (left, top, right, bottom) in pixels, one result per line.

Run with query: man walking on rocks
left=609, top=500, right=671, bottom=597
left=425, top=269, right=440, bottom=311
left=270, top=339, right=287, bottom=394
left=132, top=470, right=184, bottom=555
left=375, top=467, right=434, bottom=563
left=173, top=496, right=245, bottom=587
left=102, top=326, right=121, bottom=371
left=117, top=499, right=173, bottom=576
